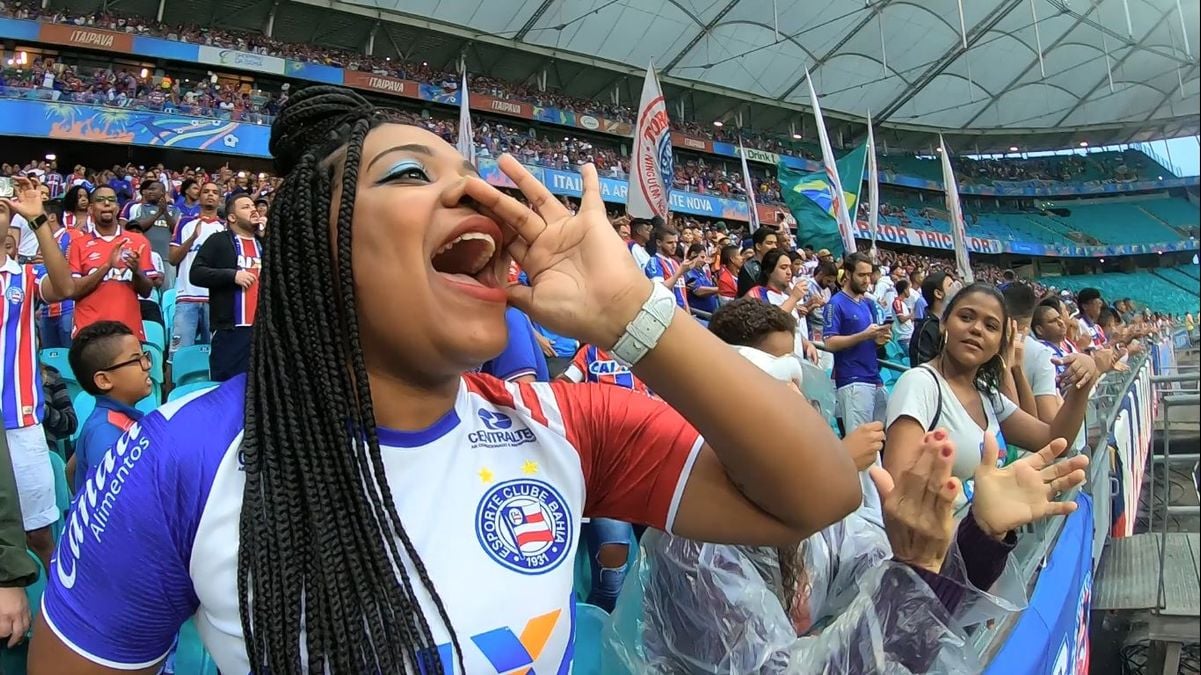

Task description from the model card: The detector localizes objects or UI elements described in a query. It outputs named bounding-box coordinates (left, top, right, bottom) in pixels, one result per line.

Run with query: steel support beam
left=877, top=0, right=1025, bottom=122
left=662, top=0, right=744, bottom=73
left=776, top=0, right=898, bottom=102
left=514, top=0, right=556, bottom=42
left=1053, top=6, right=1178, bottom=127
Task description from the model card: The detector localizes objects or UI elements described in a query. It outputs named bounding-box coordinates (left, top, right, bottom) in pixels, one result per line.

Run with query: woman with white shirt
left=884, top=283, right=1098, bottom=501
left=746, top=249, right=820, bottom=363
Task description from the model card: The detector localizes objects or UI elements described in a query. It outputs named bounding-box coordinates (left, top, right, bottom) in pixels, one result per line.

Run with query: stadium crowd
left=0, top=79, right=1182, bottom=672
left=0, top=1, right=1173, bottom=190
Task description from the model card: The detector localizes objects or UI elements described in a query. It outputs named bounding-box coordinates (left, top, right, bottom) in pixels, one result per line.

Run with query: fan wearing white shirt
left=168, top=182, right=226, bottom=353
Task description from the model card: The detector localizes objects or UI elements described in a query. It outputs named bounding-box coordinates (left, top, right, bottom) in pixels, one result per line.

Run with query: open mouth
left=432, top=231, right=497, bottom=282
left=429, top=216, right=506, bottom=301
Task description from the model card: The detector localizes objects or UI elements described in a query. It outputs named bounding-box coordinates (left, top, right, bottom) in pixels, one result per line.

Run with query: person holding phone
left=745, top=249, right=820, bottom=363
left=644, top=225, right=696, bottom=313
left=683, top=243, right=719, bottom=317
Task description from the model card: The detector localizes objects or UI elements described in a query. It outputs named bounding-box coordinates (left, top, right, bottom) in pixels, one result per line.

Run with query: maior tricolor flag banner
left=803, top=69, right=857, bottom=257
left=457, top=70, right=475, bottom=167
left=627, top=62, right=673, bottom=220
left=938, top=134, right=974, bottom=283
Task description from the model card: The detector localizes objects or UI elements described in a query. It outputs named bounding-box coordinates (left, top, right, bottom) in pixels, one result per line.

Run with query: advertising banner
left=534, top=166, right=751, bottom=220
left=0, top=17, right=41, bottom=40
left=850, top=221, right=1005, bottom=254
left=285, top=60, right=343, bottom=85
left=197, top=45, right=285, bottom=75
left=132, top=35, right=199, bottom=62
left=986, top=493, right=1093, bottom=675
left=671, top=132, right=712, bottom=154
left=344, top=71, right=420, bottom=98
left=39, top=23, right=132, bottom=52
left=0, top=98, right=270, bottom=157
left=471, top=93, right=533, bottom=119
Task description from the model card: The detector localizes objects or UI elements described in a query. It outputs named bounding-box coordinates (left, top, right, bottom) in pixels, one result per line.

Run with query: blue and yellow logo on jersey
left=424, top=602, right=574, bottom=674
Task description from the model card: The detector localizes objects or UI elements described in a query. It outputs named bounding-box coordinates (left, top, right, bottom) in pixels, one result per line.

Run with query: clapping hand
left=971, top=435, right=1088, bottom=540
left=1053, top=352, right=1098, bottom=391
left=844, top=421, right=885, bottom=471
left=868, top=430, right=960, bottom=574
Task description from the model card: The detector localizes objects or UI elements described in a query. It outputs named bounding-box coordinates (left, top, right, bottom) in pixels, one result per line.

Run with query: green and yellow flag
left=777, top=143, right=867, bottom=257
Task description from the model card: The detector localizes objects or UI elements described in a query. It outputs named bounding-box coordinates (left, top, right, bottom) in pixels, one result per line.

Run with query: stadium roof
left=98, top=0, right=1201, bottom=151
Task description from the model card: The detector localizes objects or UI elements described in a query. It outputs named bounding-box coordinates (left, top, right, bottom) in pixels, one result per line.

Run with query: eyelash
left=381, top=162, right=430, bottom=184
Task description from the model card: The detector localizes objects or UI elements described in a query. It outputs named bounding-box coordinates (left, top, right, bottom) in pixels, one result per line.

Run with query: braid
left=237, top=85, right=463, bottom=674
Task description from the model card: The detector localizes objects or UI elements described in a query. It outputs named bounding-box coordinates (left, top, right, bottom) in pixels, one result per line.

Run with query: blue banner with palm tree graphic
left=0, top=96, right=271, bottom=157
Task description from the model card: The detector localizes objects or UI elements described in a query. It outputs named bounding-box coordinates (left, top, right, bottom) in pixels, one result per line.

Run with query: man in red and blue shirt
left=643, top=227, right=695, bottom=313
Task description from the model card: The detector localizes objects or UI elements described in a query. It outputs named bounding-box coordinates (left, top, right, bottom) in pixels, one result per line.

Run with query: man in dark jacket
left=190, top=194, right=263, bottom=381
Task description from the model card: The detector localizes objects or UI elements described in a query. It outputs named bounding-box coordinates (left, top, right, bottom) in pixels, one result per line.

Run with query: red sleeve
left=68, top=239, right=84, bottom=276
left=549, top=381, right=702, bottom=531
left=569, top=347, right=587, bottom=374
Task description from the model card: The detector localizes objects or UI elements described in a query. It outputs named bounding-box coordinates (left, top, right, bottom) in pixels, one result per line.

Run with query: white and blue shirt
left=43, top=373, right=702, bottom=674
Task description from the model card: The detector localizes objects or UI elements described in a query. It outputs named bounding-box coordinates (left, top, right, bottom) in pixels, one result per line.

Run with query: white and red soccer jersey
left=68, top=228, right=160, bottom=341
left=0, top=259, right=46, bottom=429
left=61, top=212, right=95, bottom=236
left=232, top=236, right=261, bottom=327
left=42, top=373, right=702, bottom=673
left=170, top=216, right=225, bottom=303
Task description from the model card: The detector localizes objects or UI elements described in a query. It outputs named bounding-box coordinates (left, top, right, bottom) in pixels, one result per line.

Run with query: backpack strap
left=918, top=365, right=944, bottom=432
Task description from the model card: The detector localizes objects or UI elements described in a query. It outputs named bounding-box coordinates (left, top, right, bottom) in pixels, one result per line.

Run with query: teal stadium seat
left=47, top=451, right=70, bottom=542
left=572, top=603, right=609, bottom=675
left=168, top=380, right=219, bottom=402
left=70, top=391, right=95, bottom=447
left=1040, top=271, right=1200, bottom=318
left=143, top=320, right=167, bottom=352
left=172, top=345, right=211, bottom=387
left=161, top=288, right=178, bottom=337
left=174, top=619, right=220, bottom=675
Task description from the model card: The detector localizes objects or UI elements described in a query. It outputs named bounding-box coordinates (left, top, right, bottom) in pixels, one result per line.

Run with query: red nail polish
left=934, top=430, right=947, bottom=441
left=946, top=480, right=956, bottom=491
left=942, top=446, right=953, bottom=458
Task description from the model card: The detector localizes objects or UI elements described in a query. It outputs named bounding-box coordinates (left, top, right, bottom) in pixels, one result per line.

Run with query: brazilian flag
left=777, top=143, right=868, bottom=257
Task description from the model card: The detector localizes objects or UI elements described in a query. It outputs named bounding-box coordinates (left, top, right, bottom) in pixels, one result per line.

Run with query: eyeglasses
left=102, top=351, right=151, bottom=373
left=92, top=195, right=118, bottom=204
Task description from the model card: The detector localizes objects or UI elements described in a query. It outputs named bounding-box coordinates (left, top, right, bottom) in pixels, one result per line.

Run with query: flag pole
left=738, top=137, right=761, bottom=233
left=938, top=134, right=974, bottom=283
left=804, top=68, right=857, bottom=258
left=456, top=69, right=475, bottom=167
left=866, top=112, right=879, bottom=262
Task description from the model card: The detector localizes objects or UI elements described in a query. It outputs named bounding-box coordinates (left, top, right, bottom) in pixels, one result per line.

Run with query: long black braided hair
left=238, top=85, right=464, bottom=674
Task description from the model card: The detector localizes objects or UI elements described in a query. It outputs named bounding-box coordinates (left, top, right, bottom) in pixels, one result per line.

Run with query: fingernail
left=946, top=480, right=956, bottom=490
left=934, top=430, right=947, bottom=441
left=942, top=445, right=953, bottom=457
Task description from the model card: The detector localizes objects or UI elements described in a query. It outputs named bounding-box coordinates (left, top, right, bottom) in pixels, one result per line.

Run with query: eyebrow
left=365, top=143, right=481, bottom=178
left=365, top=144, right=434, bottom=173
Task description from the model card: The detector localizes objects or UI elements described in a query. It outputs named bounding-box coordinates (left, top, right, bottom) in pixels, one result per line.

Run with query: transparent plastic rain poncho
left=602, top=516, right=1027, bottom=675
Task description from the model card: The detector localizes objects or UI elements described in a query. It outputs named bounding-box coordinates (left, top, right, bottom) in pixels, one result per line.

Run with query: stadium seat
left=136, top=394, right=159, bottom=415
left=168, top=380, right=219, bottom=402
left=48, top=451, right=70, bottom=541
left=572, top=603, right=609, bottom=675
left=39, top=347, right=74, bottom=384
left=162, top=288, right=178, bottom=337
left=172, top=345, right=211, bottom=387
left=70, top=392, right=95, bottom=447
left=174, top=619, right=220, bottom=675
left=143, top=320, right=167, bottom=352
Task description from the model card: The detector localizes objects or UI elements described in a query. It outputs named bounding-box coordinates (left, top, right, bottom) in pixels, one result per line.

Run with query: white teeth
left=434, top=231, right=497, bottom=275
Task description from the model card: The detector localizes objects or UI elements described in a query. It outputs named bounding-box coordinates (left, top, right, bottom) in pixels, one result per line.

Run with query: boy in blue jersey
left=66, top=321, right=152, bottom=492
